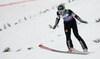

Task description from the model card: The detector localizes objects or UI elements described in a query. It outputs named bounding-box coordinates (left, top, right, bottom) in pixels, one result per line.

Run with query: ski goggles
left=58, top=9, right=65, bottom=12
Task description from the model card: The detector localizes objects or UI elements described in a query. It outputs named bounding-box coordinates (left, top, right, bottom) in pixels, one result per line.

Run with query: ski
left=39, top=44, right=91, bottom=55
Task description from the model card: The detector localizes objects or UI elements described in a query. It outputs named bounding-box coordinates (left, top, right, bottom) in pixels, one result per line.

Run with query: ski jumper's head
left=57, top=4, right=66, bottom=15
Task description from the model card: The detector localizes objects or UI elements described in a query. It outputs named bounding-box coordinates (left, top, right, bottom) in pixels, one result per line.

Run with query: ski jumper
left=54, top=9, right=88, bottom=50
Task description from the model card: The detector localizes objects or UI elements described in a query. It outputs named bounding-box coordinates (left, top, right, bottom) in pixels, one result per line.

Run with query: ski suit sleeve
left=69, top=9, right=87, bottom=23
left=53, top=12, right=60, bottom=29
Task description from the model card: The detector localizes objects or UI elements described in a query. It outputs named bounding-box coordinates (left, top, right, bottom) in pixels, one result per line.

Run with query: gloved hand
left=82, top=21, right=88, bottom=24
left=53, top=26, right=56, bottom=29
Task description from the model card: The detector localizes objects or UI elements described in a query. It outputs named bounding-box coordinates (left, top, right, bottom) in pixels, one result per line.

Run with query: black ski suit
left=53, top=9, right=88, bottom=50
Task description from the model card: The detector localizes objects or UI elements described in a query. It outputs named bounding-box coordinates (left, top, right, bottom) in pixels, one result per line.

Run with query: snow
left=0, top=0, right=100, bottom=59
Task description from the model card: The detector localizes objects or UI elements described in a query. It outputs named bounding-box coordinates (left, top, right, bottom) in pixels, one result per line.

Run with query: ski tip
left=39, top=45, right=42, bottom=47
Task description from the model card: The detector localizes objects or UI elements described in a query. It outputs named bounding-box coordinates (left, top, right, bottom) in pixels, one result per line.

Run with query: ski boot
left=83, top=48, right=88, bottom=52
left=69, top=47, right=78, bottom=52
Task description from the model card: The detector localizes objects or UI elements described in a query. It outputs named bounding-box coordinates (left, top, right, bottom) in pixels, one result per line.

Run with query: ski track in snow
left=0, top=0, right=36, bottom=7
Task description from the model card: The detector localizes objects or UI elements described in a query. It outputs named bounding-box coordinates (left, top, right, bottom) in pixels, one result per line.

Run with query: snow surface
left=0, top=0, right=100, bottom=59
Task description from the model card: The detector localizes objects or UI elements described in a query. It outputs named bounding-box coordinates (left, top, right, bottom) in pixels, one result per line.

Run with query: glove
left=82, top=21, right=88, bottom=24
left=53, top=26, right=56, bottom=29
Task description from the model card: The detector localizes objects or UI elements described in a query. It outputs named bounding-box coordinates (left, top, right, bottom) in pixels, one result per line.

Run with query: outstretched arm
left=69, top=9, right=88, bottom=24
left=53, top=12, right=60, bottom=29
left=74, top=14, right=88, bottom=24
